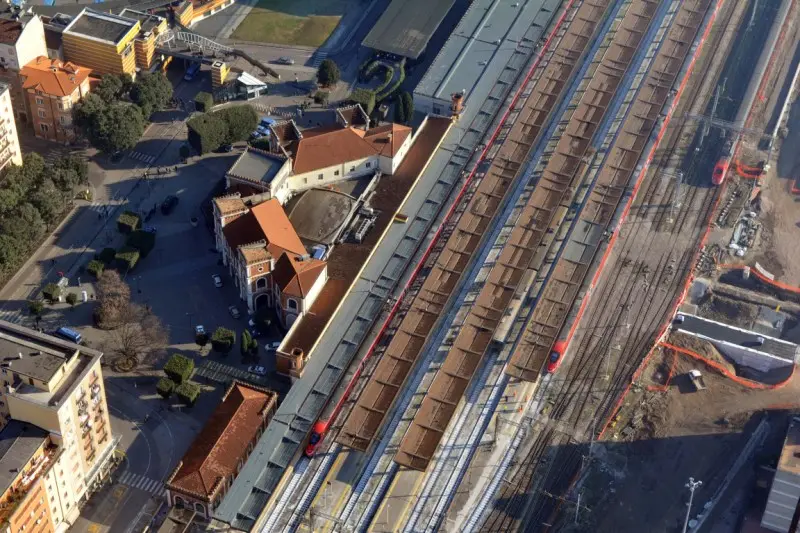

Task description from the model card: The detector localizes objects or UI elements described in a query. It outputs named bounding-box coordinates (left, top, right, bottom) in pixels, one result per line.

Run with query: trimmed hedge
left=212, top=105, right=259, bottom=144
left=187, top=113, right=227, bottom=154
left=375, top=65, right=395, bottom=94
left=117, top=210, right=141, bottom=234
left=86, top=259, right=105, bottom=279
left=42, top=283, right=61, bottom=303
left=349, top=88, right=376, bottom=115
left=377, top=63, right=406, bottom=102
left=360, top=60, right=381, bottom=82
left=211, top=327, right=235, bottom=354
left=126, top=230, right=156, bottom=258
left=115, top=246, right=140, bottom=272
left=98, top=247, right=117, bottom=265
left=401, top=92, right=414, bottom=123
left=176, top=381, right=201, bottom=406
left=156, top=377, right=175, bottom=399
left=194, top=91, right=214, bottom=113
left=163, top=354, right=195, bottom=384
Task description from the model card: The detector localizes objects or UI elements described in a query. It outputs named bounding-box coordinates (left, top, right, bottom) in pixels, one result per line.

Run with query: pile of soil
left=700, top=293, right=758, bottom=328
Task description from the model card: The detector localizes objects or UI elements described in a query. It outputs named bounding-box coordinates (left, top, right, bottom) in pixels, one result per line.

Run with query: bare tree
left=94, top=270, right=131, bottom=329
left=105, top=303, right=169, bottom=368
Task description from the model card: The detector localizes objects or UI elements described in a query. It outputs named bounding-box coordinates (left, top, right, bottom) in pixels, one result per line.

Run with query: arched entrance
left=254, top=293, right=270, bottom=310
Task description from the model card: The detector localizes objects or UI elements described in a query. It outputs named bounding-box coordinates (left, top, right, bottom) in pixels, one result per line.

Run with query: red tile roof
left=166, top=382, right=276, bottom=501
left=20, top=57, right=91, bottom=98
left=272, top=253, right=326, bottom=298
left=0, top=19, right=22, bottom=46
left=291, top=123, right=412, bottom=174
left=222, top=198, right=306, bottom=259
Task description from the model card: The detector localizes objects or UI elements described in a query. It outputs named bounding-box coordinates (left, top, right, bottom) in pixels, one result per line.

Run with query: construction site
left=229, top=0, right=800, bottom=531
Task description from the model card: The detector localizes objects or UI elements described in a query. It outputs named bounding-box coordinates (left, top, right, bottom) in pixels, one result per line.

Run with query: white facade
left=287, top=156, right=379, bottom=193
left=380, top=132, right=413, bottom=174
left=0, top=85, right=22, bottom=168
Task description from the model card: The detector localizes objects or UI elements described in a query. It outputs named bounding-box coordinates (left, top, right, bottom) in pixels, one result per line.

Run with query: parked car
left=143, top=225, right=157, bottom=234
left=276, top=56, right=295, bottom=65
left=219, top=143, right=233, bottom=153
left=161, top=195, right=179, bottom=215
left=248, top=365, right=267, bottom=376
left=265, top=341, right=281, bottom=351
left=195, top=325, right=206, bottom=336
left=184, top=62, right=200, bottom=81
left=247, top=318, right=263, bottom=338
left=228, top=305, right=241, bottom=319
left=212, top=274, right=223, bottom=288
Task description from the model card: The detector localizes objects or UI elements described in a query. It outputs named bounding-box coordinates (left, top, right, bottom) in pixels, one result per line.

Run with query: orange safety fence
left=659, top=342, right=795, bottom=390
left=715, top=261, right=800, bottom=295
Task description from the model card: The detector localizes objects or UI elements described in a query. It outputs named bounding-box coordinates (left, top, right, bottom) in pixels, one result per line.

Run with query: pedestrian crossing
left=0, top=308, right=23, bottom=325
left=129, top=151, right=156, bottom=164
left=118, top=470, right=166, bottom=497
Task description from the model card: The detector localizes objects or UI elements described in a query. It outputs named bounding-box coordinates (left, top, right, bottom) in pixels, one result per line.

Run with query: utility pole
left=682, top=477, right=703, bottom=533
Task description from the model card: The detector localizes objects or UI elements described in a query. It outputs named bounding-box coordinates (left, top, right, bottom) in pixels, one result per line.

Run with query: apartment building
left=118, top=9, right=168, bottom=72
left=19, top=57, right=91, bottom=144
left=62, top=9, right=141, bottom=78
left=0, top=83, right=23, bottom=170
left=0, top=6, right=47, bottom=126
left=0, top=321, right=116, bottom=531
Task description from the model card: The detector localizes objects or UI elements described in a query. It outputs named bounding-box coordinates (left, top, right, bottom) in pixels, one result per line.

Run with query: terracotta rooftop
left=214, top=195, right=247, bottom=216
left=272, top=253, right=327, bottom=298
left=0, top=19, right=22, bottom=46
left=20, top=56, right=91, bottom=98
left=166, top=382, right=277, bottom=501
left=222, top=198, right=307, bottom=259
left=240, top=246, right=270, bottom=266
left=289, top=122, right=412, bottom=175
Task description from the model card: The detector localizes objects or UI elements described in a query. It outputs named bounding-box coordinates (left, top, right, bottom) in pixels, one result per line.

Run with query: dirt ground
left=574, top=343, right=800, bottom=533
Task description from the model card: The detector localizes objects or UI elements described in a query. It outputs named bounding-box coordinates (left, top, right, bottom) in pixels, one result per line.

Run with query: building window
left=287, top=298, right=298, bottom=311
left=334, top=170, right=340, bottom=176
left=317, top=174, right=323, bottom=180
left=37, top=109, right=46, bottom=119
left=59, top=116, right=67, bottom=125
left=39, top=123, right=48, bottom=133
left=350, top=166, right=355, bottom=172
left=35, top=96, right=44, bottom=106
left=303, top=178, right=307, bottom=184
left=366, top=162, right=371, bottom=168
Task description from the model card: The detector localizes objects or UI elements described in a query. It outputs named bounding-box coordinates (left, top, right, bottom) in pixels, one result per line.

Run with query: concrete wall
left=762, top=469, right=800, bottom=532
left=713, top=340, right=794, bottom=373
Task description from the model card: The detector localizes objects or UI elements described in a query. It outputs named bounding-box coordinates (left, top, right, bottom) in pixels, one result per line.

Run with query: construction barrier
left=716, top=261, right=800, bottom=295
left=659, top=342, right=794, bottom=390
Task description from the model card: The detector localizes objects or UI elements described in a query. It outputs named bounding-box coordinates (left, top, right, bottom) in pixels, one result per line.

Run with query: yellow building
left=61, top=9, right=141, bottom=78
left=119, top=9, right=168, bottom=72
left=0, top=321, right=117, bottom=530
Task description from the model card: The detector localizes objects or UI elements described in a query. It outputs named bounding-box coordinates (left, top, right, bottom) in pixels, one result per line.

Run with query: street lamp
left=682, top=477, right=702, bottom=533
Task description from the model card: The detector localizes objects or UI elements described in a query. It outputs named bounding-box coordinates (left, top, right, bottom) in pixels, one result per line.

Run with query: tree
left=0, top=235, right=23, bottom=271
left=2, top=203, right=45, bottom=244
left=176, top=381, right=201, bottom=406
left=105, top=303, right=169, bottom=367
left=240, top=330, right=258, bottom=359
left=42, top=283, right=61, bottom=303
left=94, top=270, right=131, bottom=329
left=394, top=99, right=406, bottom=124
left=95, top=104, right=146, bottom=153
left=196, top=331, right=209, bottom=348
left=27, top=300, right=44, bottom=317
left=212, top=105, right=258, bottom=143
left=194, top=91, right=213, bottom=113
left=65, top=292, right=78, bottom=307
left=163, top=354, right=195, bottom=384
left=156, top=377, right=175, bottom=399
left=52, top=155, right=89, bottom=193
left=0, top=188, right=21, bottom=217
left=30, top=179, right=66, bottom=228
left=401, top=91, right=414, bottom=124
left=86, top=259, right=104, bottom=279
left=211, top=327, right=235, bottom=354
left=95, top=74, right=124, bottom=103
left=313, top=91, right=329, bottom=105
left=186, top=113, right=227, bottom=154
left=73, top=93, right=107, bottom=136
left=130, top=73, right=173, bottom=118
left=317, top=59, right=340, bottom=87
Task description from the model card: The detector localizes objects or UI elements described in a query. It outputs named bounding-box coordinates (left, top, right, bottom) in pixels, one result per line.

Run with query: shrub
left=187, top=113, right=227, bottom=154
left=176, top=381, right=201, bottom=406
left=211, top=105, right=259, bottom=143
left=211, top=327, right=235, bottom=354
left=349, top=88, right=376, bottom=115
left=313, top=90, right=329, bottom=105
left=163, top=354, right=195, bottom=384
left=156, top=377, right=175, bottom=399
left=317, top=59, right=340, bottom=87
left=98, top=247, right=117, bottom=265
left=86, top=259, right=105, bottom=279
left=401, top=91, right=414, bottom=124
left=126, top=229, right=156, bottom=258
left=194, top=91, right=214, bottom=113
left=27, top=300, right=44, bottom=317
left=375, top=65, right=395, bottom=94
left=65, top=292, right=78, bottom=307
left=394, top=100, right=406, bottom=124
left=250, top=136, right=270, bottom=151
left=117, top=210, right=140, bottom=234
left=359, top=60, right=380, bottom=82
left=377, top=63, right=406, bottom=102
left=115, top=246, right=140, bottom=272
left=41, top=283, right=61, bottom=303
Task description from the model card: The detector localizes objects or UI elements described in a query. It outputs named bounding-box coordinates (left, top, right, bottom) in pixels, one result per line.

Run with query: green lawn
left=231, top=0, right=362, bottom=47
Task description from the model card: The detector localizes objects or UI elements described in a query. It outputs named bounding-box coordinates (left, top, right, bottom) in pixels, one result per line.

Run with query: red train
left=712, top=157, right=729, bottom=186
left=546, top=340, right=567, bottom=373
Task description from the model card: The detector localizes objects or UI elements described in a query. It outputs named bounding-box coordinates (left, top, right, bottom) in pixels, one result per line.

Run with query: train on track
left=712, top=139, right=734, bottom=185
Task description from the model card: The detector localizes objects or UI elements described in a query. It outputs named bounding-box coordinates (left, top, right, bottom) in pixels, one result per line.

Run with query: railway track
left=475, top=0, right=783, bottom=530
